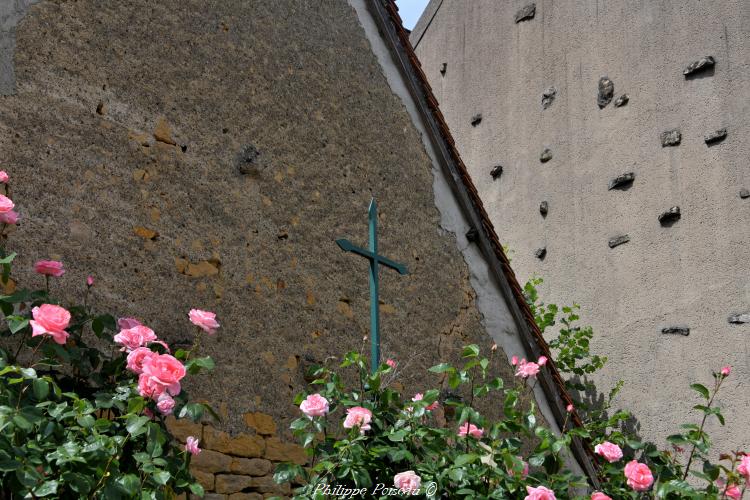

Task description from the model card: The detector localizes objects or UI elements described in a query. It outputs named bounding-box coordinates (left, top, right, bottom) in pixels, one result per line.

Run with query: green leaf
left=454, top=453, right=478, bottom=466
left=274, top=463, right=304, bottom=484
left=189, top=482, right=205, bottom=496
left=690, top=383, right=710, bottom=400
left=91, top=315, right=117, bottom=338
left=461, top=344, right=480, bottom=358
left=428, top=363, right=453, bottom=373
left=7, top=316, right=29, bottom=334
left=33, top=480, right=59, bottom=497
left=125, top=415, right=150, bottom=436
left=151, top=470, right=170, bottom=485
left=178, top=403, right=205, bottom=422
left=32, top=379, right=49, bottom=400
left=185, top=356, right=215, bottom=375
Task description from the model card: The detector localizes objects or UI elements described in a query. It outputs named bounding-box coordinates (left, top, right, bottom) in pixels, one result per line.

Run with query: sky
left=395, top=0, right=430, bottom=30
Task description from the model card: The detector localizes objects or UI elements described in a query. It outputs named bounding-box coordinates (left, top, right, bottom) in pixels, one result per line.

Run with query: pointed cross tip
left=368, top=198, right=377, bottom=214
left=336, top=239, right=353, bottom=251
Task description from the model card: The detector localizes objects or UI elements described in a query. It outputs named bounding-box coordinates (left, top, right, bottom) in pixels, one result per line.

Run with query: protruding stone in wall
left=658, top=206, right=681, bottom=226
left=539, top=148, right=552, bottom=163
left=440, top=62, right=447, bottom=76
left=490, top=165, right=503, bottom=180
left=683, top=56, right=715, bottom=77
left=704, top=128, right=727, bottom=145
left=597, top=76, right=614, bottom=108
left=541, top=87, right=556, bottom=109
left=608, top=172, right=635, bottom=190
left=534, top=247, right=547, bottom=260
left=614, top=94, right=629, bottom=107
left=539, top=201, right=548, bottom=216
left=237, top=144, right=265, bottom=175
left=471, top=114, right=483, bottom=126
left=728, top=313, right=750, bottom=324
left=661, top=326, right=690, bottom=336
left=608, top=235, right=629, bottom=248
left=514, top=3, right=536, bottom=23
left=740, top=188, right=750, bottom=199
left=466, top=227, right=479, bottom=243
left=660, top=129, right=681, bottom=147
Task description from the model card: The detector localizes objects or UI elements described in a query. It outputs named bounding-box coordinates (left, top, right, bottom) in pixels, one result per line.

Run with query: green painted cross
left=336, top=198, right=408, bottom=373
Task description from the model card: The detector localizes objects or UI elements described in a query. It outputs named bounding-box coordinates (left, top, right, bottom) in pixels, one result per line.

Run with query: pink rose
left=624, top=460, right=654, bottom=492
left=0, top=171, right=9, bottom=183
left=188, top=309, right=220, bottom=334
left=0, top=210, right=19, bottom=225
left=591, top=493, right=612, bottom=500
left=86, top=275, right=94, bottom=287
left=156, top=394, right=175, bottom=415
left=34, top=260, right=64, bottom=277
left=411, top=393, right=438, bottom=411
left=299, top=394, right=329, bottom=418
left=717, top=479, right=741, bottom=500
left=386, top=358, right=397, bottom=369
left=721, top=366, right=731, bottom=377
left=511, top=355, right=519, bottom=366
left=0, top=194, right=13, bottom=214
left=185, top=436, right=201, bottom=456
left=515, top=359, right=541, bottom=379
left=138, top=372, right=168, bottom=399
left=126, top=347, right=157, bottom=374
left=113, top=325, right=157, bottom=351
left=537, top=355, right=548, bottom=366
left=594, top=441, right=623, bottom=463
left=393, top=471, right=421, bottom=494
left=566, top=404, right=574, bottom=413
left=142, top=353, right=186, bottom=387
left=525, top=485, right=556, bottom=500
left=737, top=455, right=750, bottom=481
left=117, top=317, right=142, bottom=330
left=30, top=304, right=71, bottom=345
left=458, top=422, right=484, bottom=439
left=343, top=406, right=372, bottom=434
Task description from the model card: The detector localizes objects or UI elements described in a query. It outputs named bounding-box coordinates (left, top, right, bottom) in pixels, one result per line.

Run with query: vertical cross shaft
left=367, top=199, right=380, bottom=370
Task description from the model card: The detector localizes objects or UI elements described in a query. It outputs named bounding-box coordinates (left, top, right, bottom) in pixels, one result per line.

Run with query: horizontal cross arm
left=335, top=239, right=409, bottom=275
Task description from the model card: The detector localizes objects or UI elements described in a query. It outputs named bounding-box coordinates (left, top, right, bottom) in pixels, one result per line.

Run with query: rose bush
left=0, top=172, right=217, bottom=498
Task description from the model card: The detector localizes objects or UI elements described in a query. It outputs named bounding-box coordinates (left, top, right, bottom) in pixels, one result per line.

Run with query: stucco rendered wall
left=412, top=0, right=750, bottom=454
left=0, top=0, right=527, bottom=496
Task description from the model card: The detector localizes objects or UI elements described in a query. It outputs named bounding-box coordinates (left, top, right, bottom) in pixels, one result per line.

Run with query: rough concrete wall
left=0, top=0, right=523, bottom=495
left=0, top=0, right=39, bottom=95
left=413, top=0, right=750, bottom=453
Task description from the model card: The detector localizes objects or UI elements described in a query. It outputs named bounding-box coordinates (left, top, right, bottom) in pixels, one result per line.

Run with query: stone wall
left=412, top=0, right=750, bottom=453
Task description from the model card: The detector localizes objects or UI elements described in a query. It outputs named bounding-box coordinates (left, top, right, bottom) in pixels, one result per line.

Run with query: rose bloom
left=537, top=355, right=548, bottom=366
left=721, top=365, right=731, bottom=377
left=515, top=359, right=540, bottom=379
left=138, top=373, right=169, bottom=399
left=716, top=479, right=741, bottom=500
left=457, top=422, right=484, bottom=439
left=86, top=275, right=94, bottom=287
left=511, top=355, right=519, bottom=366
left=118, top=317, right=142, bottom=330
left=394, top=471, right=421, bottom=494
left=142, top=353, right=186, bottom=387
left=412, top=393, right=438, bottom=411
left=591, top=493, right=612, bottom=500
left=525, top=485, right=556, bottom=500
left=737, top=455, right=750, bottom=481
left=0, top=171, right=8, bottom=183
left=30, top=304, right=71, bottom=345
left=566, top=404, right=574, bottom=413
left=34, top=260, right=64, bottom=277
left=0, top=210, right=19, bottom=225
left=156, top=394, right=175, bottom=415
left=188, top=309, right=220, bottom=334
left=113, top=325, right=157, bottom=351
left=185, top=436, right=201, bottom=456
left=343, top=406, right=372, bottom=434
left=594, top=441, right=623, bottom=463
left=0, top=194, right=13, bottom=213
left=126, top=347, right=157, bottom=374
left=386, top=358, right=397, bottom=369
left=624, top=460, right=654, bottom=491
left=299, top=394, right=329, bottom=418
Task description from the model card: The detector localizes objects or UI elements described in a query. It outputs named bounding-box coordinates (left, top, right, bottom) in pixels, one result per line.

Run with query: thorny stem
left=682, top=375, right=725, bottom=480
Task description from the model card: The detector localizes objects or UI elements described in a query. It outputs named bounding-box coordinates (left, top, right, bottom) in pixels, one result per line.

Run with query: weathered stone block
left=614, top=94, right=629, bottom=107
left=250, top=475, right=291, bottom=494
left=514, top=3, right=536, bottom=23
left=683, top=56, right=715, bottom=77
left=704, top=128, right=727, bottom=145
left=215, top=474, right=254, bottom=494
left=541, top=87, right=556, bottom=109
left=490, top=165, right=503, bottom=180
left=203, top=427, right=265, bottom=458
left=534, top=247, right=546, bottom=260
left=470, top=113, right=482, bottom=126
left=658, top=206, right=681, bottom=226
left=740, top=188, right=750, bottom=199
left=229, top=494, right=263, bottom=500
left=660, top=129, right=681, bottom=147
left=203, top=494, right=228, bottom=500
left=539, top=148, right=552, bottom=162
left=728, top=313, right=750, bottom=324
left=191, top=449, right=233, bottom=473
left=230, top=457, right=273, bottom=476
left=661, top=326, right=690, bottom=336
left=243, top=412, right=277, bottom=436
left=608, top=235, right=629, bottom=248
left=539, top=201, right=548, bottom=216
left=597, top=76, right=614, bottom=108
left=264, top=437, right=307, bottom=465
left=608, top=172, right=634, bottom=190
left=190, top=468, right=216, bottom=490
left=165, top=416, right=202, bottom=442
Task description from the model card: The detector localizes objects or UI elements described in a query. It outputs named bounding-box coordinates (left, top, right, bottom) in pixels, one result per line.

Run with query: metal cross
left=336, top=198, right=408, bottom=373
